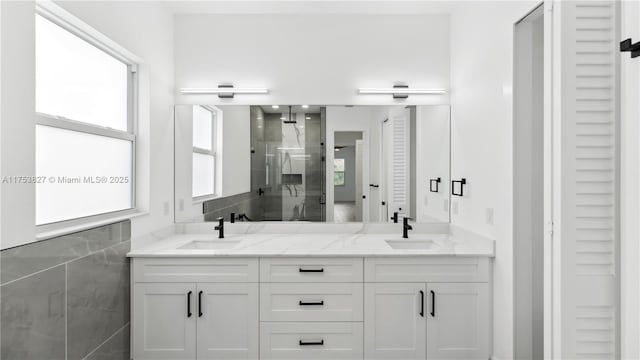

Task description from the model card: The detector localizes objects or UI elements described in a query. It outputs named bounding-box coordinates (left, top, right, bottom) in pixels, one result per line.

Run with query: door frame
left=620, top=1, right=640, bottom=358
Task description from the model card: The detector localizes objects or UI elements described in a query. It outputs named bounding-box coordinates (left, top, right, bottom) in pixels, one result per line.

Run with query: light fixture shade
left=180, top=87, right=269, bottom=94
left=358, top=87, right=446, bottom=95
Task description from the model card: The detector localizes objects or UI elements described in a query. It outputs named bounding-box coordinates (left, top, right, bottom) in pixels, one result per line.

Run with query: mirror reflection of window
left=192, top=106, right=216, bottom=198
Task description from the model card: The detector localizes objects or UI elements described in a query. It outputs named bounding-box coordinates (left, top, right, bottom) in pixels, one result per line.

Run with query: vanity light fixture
left=179, top=84, right=269, bottom=99
left=358, top=85, right=446, bottom=99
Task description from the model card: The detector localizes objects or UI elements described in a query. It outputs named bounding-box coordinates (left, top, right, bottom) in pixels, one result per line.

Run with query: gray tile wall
left=1, top=220, right=131, bottom=360
left=203, top=191, right=263, bottom=222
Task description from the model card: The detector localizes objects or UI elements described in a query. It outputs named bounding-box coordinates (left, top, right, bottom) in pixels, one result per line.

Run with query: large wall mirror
left=174, top=105, right=451, bottom=224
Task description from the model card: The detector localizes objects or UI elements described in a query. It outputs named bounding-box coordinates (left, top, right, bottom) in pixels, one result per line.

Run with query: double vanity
left=128, top=223, right=494, bottom=360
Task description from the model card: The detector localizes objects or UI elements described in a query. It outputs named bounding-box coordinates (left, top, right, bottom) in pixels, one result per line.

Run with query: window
left=35, top=13, right=136, bottom=226
left=334, top=158, right=345, bottom=186
left=192, top=106, right=216, bottom=198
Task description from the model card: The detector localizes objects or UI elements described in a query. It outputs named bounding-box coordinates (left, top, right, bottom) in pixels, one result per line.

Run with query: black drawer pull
left=419, top=290, right=424, bottom=317
left=299, top=267, right=324, bottom=273
left=299, top=300, right=324, bottom=306
left=198, top=291, right=203, bottom=317
left=187, top=291, right=192, bottom=318
left=430, top=290, right=435, bottom=317
left=299, top=340, right=324, bottom=346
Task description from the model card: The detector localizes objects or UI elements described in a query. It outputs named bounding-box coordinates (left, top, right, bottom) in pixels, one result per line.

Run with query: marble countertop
left=127, top=223, right=495, bottom=258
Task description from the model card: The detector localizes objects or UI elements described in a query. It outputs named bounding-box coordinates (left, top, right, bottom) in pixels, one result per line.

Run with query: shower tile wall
left=1, top=221, right=131, bottom=360
left=252, top=108, right=324, bottom=221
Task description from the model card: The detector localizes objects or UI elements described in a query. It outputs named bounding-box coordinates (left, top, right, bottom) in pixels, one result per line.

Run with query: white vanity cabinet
left=131, top=256, right=491, bottom=360
left=363, top=257, right=491, bottom=360
left=131, top=258, right=259, bottom=360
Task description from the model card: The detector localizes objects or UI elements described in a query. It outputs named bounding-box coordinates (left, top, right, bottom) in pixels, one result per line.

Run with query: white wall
left=0, top=1, right=35, bottom=249
left=416, top=105, right=450, bottom=223
left=174, top=14, right=450, bottom=106
left=0, top=1, right=175, bottom=249
left=218, top=106, right=251, bottom=197
left=449, top=1, right=537, bottom=358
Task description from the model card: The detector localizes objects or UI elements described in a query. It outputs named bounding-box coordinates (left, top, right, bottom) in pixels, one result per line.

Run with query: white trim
left=35, top=1, right=142, bottom=65
left=619, top=1, right=640, bottom=358
left=36, top=113, right=135, bottom=141
left=35, top=209, right=147, bottom=241
left=542, top=1, right=555, bottom=359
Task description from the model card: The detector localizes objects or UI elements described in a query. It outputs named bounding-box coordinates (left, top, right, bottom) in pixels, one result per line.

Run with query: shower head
left=283, top=105, right=297, bottom=124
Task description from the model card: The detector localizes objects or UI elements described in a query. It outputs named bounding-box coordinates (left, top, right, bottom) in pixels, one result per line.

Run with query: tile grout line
left=0, top=239, right=132, bottom=287
left=65, top=263, right=68, bottom=360
left=80, top=322, right=130, bottom=360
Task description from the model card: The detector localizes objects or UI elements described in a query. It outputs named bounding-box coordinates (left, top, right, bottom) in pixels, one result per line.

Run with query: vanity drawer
left=260, top=322, right=363, bottom=360
left=133, top=258, right=258, bottom=283
left=364, top=257, right=490, bottom=282
left=260, top=283, right=363, bottom=322
left=260, top=258, right=363, bottom=282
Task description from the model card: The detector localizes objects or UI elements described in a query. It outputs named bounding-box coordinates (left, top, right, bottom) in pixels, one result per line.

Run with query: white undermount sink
left=178, top=240, right=241, bottom=250
left=385, top=239, right=435, bottom=250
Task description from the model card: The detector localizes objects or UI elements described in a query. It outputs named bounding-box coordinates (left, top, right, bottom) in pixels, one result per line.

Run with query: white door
left=386, top=107, right=411, bottom=218
left=196, top=283, right=259, bottom=360
left=426, top=283, right=490, bottom=360
left=355, top=139, right=363, bottom=221
left=364, top=283, right=427, bottom=360
left=381, top=119, right=391, bottom=221
left=132, top=283, right=196, bottom=360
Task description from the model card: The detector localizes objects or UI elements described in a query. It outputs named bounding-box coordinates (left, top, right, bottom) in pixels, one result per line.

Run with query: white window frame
left=35, top=4, right=140, bottom=233
left=192, top=105, right=217, bottom=201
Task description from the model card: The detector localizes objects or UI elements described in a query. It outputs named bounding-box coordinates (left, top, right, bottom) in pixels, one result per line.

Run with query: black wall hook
left=451, top=178, right=467, bottom=197
left=620, top=38, right=640, bottom=59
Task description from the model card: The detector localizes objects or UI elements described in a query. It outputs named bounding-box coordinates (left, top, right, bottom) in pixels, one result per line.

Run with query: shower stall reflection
left=250, top=105, right=326, bottom=221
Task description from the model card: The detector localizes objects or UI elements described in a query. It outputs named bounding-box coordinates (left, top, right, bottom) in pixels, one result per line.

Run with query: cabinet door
left=196, top=283, right=259, bottom=360
left=364, top=283, right=427, bottom=360
left=133, top=283, right=196, bottom=359
left=426, top=283, right=489, bottom=360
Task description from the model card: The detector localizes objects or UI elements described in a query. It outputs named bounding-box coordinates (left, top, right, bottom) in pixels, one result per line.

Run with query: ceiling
left=259, top=105, right=322, bottom=114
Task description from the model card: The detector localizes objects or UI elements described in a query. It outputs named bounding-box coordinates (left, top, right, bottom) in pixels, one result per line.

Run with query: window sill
left=35, top=209, right=148, bottom=241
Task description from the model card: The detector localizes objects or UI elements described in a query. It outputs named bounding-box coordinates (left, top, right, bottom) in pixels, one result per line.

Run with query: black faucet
left=403, top=217, right=413, bottom=238
left=214, top=217, right=224, bottom=239
left=391, top=212, right=399, bottom=223
left=230, top=212, right=235, bottom=223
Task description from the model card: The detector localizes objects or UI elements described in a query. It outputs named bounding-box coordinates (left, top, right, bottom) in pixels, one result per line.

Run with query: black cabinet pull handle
left=299, top=340, right=324, bottom=346
left=419, top=290, right=424, bottom=317
left=430, top=290, right=435, bottom=317
left=299, top=267, right=324, bottom=273
left=299, top=300, right=324, bottom=306
left=198, top=291, right=203, bottom=317
left=187, top=291, right=192, bottom=318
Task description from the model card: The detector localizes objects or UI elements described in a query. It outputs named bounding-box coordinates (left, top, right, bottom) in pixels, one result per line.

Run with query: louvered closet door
left=386, top=107, right=411, bottom=216
left=557, top=1, right=618, bottom=358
